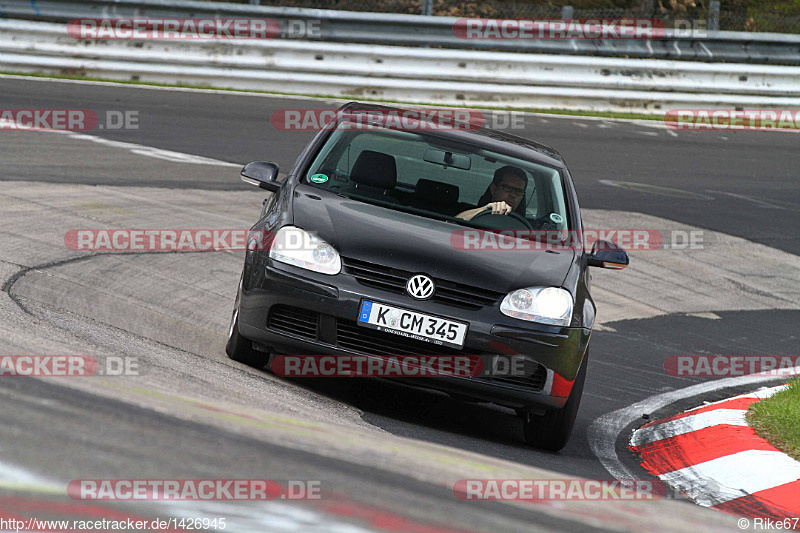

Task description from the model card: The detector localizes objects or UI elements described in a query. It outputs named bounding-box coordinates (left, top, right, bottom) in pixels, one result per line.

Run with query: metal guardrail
left=1, top=0, right=800, bottom=65
left=1, top=19, right=798, bottom=114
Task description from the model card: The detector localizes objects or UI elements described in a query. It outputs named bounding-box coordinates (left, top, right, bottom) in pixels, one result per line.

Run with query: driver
left=456, top=165, right=528, bottom=221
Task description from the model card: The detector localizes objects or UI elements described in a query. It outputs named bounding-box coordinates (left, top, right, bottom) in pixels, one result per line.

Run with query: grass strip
left=747, top=379, right=800, bottom=461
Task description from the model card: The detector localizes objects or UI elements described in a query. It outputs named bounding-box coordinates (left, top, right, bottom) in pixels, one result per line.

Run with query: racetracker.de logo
left=67, top=18, right=283, bottom=39
left=664, top=355, right=800, bottom=377
left=1, top=109, right=96, bottom=131
left=664, top=109, right=800, bottom=131
left=271, top=354, right=483, bottom=377
left=453, top=18, right=666, bottom=40
left=453, top=479, right=664, bottom=500
left=0, top=355, right=139, bottom=377
left=449, top=229, right=704, bottom=251
left=271, top=109, right=484, bottom=131
left=68, top=480, right=324, bottom=500
left=0, top=109, right=138, bottom=131
left=64, top=229, right=275, bottom=252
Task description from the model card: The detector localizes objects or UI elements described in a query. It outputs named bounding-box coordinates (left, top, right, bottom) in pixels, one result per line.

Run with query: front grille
left=336, top=319, right=465, bottom=357
left=342, top=257, right=503, bottom=310
left=267, top=305, right=545, bottom=391
left=342, top=257, right=408, bottom=294
left=268, top=305, right=319, bottom=340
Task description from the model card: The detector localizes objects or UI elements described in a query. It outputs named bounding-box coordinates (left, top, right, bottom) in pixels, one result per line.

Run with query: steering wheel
left=470, top=209, right=533, bottom=231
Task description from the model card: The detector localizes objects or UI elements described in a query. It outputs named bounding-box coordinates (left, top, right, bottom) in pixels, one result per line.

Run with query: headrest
left=415, top=179, right=459, bottom=206
left=350, top=150, right=397, bottom=189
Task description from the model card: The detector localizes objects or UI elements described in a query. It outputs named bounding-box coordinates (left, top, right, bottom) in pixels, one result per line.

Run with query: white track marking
left=0, top=462, right=60, bottom=493
left=630, top=409, right=748, bottom=447
left=706, top=190, right=797, bottom=211
left=625, top=120, right=669, bottom=130
left=685, top=312, right=720, bottom=319
left=660, top=450, right=800, bottom=506
left=597, top=180, right=715, bottom=199
left=52, top=131, right=241, bottom=167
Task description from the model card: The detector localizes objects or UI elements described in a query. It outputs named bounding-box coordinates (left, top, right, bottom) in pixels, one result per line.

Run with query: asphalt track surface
left=1, top=76, right=798, bottom=531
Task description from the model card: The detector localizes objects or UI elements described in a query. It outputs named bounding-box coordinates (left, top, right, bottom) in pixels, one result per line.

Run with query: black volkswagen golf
left=226, top=103, right=628, bottom=451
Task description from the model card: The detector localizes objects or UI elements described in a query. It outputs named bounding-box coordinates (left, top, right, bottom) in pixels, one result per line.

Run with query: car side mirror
left=241, top=161, right=281, bottom=192
left=587, top=240, right=629, bottom=269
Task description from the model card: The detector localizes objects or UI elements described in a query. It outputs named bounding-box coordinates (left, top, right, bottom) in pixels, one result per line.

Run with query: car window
left=304, top=124, right=569, bottom=233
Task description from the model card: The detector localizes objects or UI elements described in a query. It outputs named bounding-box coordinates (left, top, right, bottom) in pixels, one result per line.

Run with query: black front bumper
left=238, top=259, right=591, bottom=411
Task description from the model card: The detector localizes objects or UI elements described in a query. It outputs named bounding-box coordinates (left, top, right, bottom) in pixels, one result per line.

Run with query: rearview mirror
left=241, top=161, right=281, bottom=192
left=587, top=240, right=629, bottom=269
left=423, top=149, right=471, bottom=170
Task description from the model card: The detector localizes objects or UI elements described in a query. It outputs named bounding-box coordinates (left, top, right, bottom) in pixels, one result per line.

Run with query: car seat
left=414, top=178, right=460, bottom=216
left=345, top=150, right=398, bottom=202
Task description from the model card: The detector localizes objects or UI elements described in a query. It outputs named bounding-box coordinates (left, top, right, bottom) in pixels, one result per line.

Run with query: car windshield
left=302, top=123, right=570, bottom=236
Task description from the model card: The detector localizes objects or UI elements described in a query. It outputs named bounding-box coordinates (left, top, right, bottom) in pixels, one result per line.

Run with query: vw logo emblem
left=406, top=274, right=435, bottom=300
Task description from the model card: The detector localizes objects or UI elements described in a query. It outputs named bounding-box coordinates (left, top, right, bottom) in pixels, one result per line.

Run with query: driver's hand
left=483, top=201, right=512, bottom=215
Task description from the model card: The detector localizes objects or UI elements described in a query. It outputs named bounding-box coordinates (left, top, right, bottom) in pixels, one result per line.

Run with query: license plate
left=357, top=300, right=468, bottom=349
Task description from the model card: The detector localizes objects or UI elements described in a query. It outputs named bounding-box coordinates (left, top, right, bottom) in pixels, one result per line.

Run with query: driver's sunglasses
left=499, top=183, right=526, bottom=197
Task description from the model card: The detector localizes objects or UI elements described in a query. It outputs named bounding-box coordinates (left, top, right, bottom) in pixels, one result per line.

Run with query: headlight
left=269, top=226, right=341, bottom=275
left=500, top=287, right=573, bottom=326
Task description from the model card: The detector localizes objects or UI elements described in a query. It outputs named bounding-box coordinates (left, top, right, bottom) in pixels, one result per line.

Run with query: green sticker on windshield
left=310, top=174, right=329, bottom=183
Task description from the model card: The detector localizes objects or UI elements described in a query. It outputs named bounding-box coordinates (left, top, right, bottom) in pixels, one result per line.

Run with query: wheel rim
left=228, top=278, right=241, bottom=340
left=228, top=306, right=238, bottom=340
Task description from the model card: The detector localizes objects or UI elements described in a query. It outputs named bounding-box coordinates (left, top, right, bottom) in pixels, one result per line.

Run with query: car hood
left=292, top=186, right=575, bottom=293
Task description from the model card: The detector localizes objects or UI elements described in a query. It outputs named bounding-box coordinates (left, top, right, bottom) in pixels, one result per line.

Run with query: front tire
left=522, top=350, right=588, bottom=451
left=226, top=277, right=269, bottom=368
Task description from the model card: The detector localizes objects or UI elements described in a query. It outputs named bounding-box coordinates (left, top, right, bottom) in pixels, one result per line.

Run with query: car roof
left=336, top=101, right=565, bottom=168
